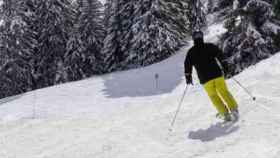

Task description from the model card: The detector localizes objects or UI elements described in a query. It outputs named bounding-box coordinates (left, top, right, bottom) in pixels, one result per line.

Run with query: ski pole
left=232, top=77, right=256, bottom=101
left=169, top=86, right=189, bottom=131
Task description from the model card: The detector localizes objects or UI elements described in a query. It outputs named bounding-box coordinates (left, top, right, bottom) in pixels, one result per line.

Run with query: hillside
left=0, top=23, right=280, bottom=158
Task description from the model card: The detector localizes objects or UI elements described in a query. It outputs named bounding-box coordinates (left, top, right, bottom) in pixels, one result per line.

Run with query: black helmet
left=192, top=30, right=204, bottom=40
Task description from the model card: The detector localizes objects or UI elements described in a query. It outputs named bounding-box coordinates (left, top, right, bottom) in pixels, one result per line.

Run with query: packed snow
left=1, top=23, right=280, bottom=158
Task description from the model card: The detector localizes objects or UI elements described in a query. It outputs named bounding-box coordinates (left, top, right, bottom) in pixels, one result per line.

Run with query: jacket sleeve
left=184, top=52, right=193, bottom=76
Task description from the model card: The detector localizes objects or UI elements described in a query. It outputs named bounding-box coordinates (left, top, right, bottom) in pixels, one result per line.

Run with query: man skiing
left=185, top=31, right=239, bottom=122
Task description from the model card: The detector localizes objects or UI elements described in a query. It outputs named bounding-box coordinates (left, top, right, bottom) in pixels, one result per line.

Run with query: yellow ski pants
left=203, top=76, right=238, bottom=114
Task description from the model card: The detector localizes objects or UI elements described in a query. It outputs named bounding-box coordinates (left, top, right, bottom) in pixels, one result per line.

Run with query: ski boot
left=216, top=112, right=232, bottom=122
left=230, top=109, right=239, bottom=122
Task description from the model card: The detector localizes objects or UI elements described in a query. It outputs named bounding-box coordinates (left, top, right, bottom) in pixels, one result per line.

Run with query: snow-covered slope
left=1, top=24, right=280, bottom=158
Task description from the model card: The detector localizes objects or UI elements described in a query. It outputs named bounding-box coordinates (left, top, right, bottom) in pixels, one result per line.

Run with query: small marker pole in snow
left=232, top=77, right=256, bottom=101
left=169, top=86, right=189, bottom=132
left=33, top=91, right=36, bottom=119
left=155, top=73, right=159, bottom=90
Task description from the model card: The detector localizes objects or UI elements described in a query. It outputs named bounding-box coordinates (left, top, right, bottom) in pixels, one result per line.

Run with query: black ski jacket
left=184, top=43, right=227, bottom=84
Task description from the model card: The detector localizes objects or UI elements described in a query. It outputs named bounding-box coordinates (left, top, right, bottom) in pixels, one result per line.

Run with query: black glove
left=185, top=75, right=193, bottom=85
left=221, top=62, right=229, bottom=74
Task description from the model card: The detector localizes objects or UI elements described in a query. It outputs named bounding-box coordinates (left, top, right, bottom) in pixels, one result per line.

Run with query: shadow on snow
left=0, top=95, right=23, bottom=106
left=102, top=51, right=187, bottom=98
left=188, top=122, right=239, bottom=142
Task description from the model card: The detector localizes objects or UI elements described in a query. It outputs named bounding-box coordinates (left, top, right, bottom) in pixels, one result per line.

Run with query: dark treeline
left=0, top=0, right=106, bottom=98
left=0, top=0, right=279, bottom=99
left=0, top=0, right=204, bottom=99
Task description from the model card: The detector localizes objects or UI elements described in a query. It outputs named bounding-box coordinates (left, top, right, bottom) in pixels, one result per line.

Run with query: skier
left=185, top=30, right=239, bottom=122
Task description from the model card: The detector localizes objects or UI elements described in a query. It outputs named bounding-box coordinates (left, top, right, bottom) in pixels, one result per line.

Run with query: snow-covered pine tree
left=273, top=0, right=280, bottom=19
left=272, top=0, right=280, bottom=47
left=103, top=0, right=193, bottom=71
left=103, top=0, right=113, bottom=29
left=0, top=0, right=34, bottom=98
left=65, top=0, right=105, bottom=81
left=220, top=0, right=280, bottom=76
left=207, top=0, right=233, bottom=13
left=206, top=0, right=234, bottom=23
left=34, top=0, right=75, bottom=86
left=102, top=0, right=123, bottom=72
left=121, top=0, right=191, bottom=68
left=18, top=0, right=41, bottom=90
left=188, top=0, right=207, bottom=31
left=113, top=0, right=135, bottom=69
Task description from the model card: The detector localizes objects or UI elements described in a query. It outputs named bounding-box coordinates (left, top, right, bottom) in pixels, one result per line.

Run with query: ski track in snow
left=1, top=23, right=280, bottom=157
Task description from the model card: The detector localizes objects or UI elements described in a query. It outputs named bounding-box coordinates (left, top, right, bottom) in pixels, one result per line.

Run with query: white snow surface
left=1, top=24, right=280, bottom=157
